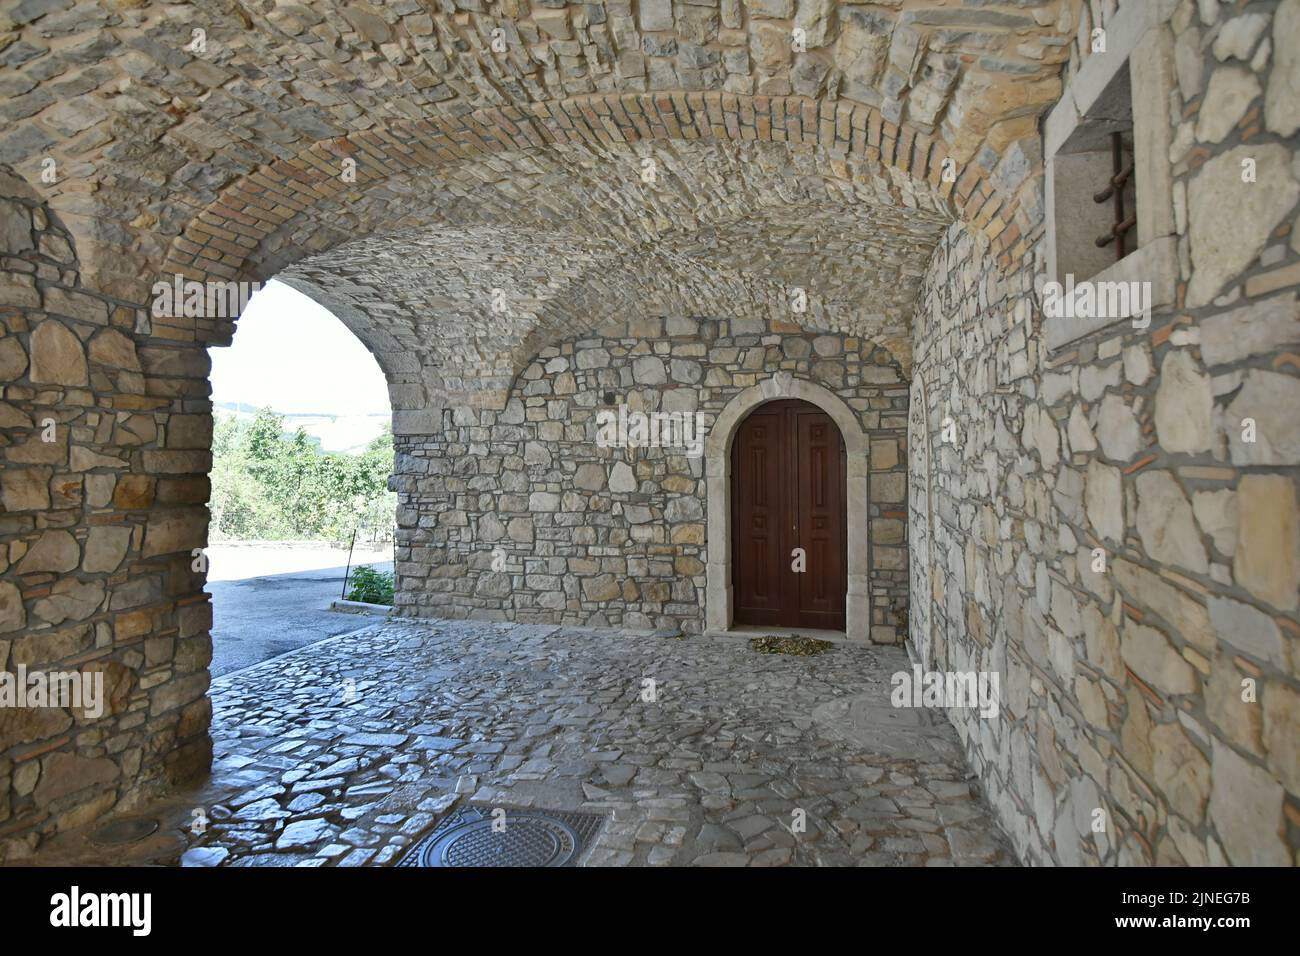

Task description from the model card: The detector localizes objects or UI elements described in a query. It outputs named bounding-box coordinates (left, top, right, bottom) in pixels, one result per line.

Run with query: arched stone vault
left=159, top=86, right=1049, bottom=414
left=2, top=1, right=1074, bottom=389
left=271, top=137, right=957, bottom=407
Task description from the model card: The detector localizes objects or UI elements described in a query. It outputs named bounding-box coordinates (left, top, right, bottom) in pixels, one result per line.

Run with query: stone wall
left=0, top=170, right=213, bottom=857
left=4, top=0, right=1296, bottom=867
left=910, top=0, right=1300, bottom=865
left=392, top=313, right=909, bottom=641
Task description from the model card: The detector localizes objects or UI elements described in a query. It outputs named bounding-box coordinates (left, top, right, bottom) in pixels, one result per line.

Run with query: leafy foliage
left=346, top=565, right=395, bottom=605
left=210, top=408, right=396, bottom=543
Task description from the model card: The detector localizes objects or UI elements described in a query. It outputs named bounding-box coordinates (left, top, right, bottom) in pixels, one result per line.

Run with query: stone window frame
left=704, top=374, right=872, bottom=643
left=1042, top=0, right=1179, bottom=351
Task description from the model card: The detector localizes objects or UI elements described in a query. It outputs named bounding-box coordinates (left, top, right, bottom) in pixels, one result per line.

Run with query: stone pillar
left=0, top=171, right=212, bottom=857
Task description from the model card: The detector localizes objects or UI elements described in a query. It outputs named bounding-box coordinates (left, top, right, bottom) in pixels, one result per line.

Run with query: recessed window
left=1052, top=67, right=1138, bottom=284
left=1042, top=2, right=1179, bottom=351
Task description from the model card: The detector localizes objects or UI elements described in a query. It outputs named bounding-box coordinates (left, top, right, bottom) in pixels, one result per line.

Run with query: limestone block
left=1150, top=722, right=1211, bottom=821
left=0, top=581, right=24, bottom=634
left=0, top=336, right=28, bottom=380
left=29, top=320, right=87, bottom=386
left=1085, top=459, right=1123, bottom=542
left=1, top=467, right=51, bottom=512
left=1265, top=0, right=1300, bottom=135
left=609, top=461, right=638, bottom=492
left=87, top=328, right=140, bottom=370
left=1233, top=474, right=1299, bottom=611
left=1094, top=393, right=1141, bottom=462
left=1199, top=293, right=1300, bottom=366
left=1208, top=738, right=1288, bottom=865
left=1135, top=471, right=1209, bottom=574
left=1154, top=350, right=1215, bottom=455
left=82, top=525, right=132, bottom=573
left=32, top=579, right=105, bottom=626
left=1120, top=621, right=1198, bottom=696
left=141, top=509, right=208, bottom=559
left=1194, top=66, right=1260, bottom=143
left=1226, top=370, right=1300, bottom=465
left=34, top=752, right=119, bottom=806
left=1262, top=683, right=1300, bottom=794
left=748, top=0, right=794, bottom=19
left=1187, top=145, right=1300, bottom=306
left=16, top=529, right=79, bottom=573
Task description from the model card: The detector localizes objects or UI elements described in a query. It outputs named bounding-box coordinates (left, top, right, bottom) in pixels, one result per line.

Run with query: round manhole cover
left=421, top=815, right=580, bottom=867
left=400, top=807, right=605, bottom=867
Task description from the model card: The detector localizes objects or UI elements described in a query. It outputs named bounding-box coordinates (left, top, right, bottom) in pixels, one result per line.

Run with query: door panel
left=731, top=400, right=846, bottom=630
left=732, top=408, right=785, bottom=625
left=794, top=407, right=846, bottom=629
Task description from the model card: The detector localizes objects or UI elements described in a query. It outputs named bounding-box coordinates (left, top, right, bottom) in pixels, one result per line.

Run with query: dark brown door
left=731, top=400, right=847, bottom=630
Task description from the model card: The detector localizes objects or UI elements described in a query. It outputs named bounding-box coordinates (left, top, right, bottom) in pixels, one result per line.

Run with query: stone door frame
left=705, top=374, right=871, bottom=642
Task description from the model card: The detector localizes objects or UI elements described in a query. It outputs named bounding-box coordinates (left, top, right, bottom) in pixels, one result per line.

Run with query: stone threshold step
left=704, top=625, right=865, bottom=647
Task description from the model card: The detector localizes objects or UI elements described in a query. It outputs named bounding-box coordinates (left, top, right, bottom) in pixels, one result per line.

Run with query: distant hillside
left=215, top=402, right=388, bottom=454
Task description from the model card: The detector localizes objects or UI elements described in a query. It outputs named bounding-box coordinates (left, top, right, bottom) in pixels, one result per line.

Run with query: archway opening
left=204, top=279, right=396, bottom=677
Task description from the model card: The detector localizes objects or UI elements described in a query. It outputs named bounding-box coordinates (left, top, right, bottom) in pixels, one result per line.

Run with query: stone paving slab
left=32, top=620, right=1016, bottom=867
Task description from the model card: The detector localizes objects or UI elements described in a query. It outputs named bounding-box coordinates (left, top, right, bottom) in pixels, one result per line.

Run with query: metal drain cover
left=398, top=806, right=606, bottom=867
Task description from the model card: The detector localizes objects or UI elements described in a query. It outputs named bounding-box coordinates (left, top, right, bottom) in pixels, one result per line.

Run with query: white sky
left=209, top=279, right=390, bottom=416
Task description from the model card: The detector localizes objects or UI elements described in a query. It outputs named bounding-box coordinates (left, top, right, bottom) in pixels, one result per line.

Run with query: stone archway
left=0, top=0, right=1131, bottom=865
left=704, top=373, right=870, bottom=643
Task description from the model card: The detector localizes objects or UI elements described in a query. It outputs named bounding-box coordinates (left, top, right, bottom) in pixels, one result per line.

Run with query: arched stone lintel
left=163, top=91, right=986, bottom=314
left=156, top=90, right=1042, bottom=409
left=250, top=275, right=409, bottom=372
left=261, top=275, right=449, bottom=437
left=704, top=373, right=872, bottom=643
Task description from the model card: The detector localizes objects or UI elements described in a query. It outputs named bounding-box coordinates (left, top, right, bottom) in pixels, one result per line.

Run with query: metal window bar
left=1093, top=131, right=1137, bottom=260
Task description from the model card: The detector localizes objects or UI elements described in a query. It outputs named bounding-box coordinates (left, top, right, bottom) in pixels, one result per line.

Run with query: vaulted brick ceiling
left=0, top=0, right=1074, bottom=397
left=276, top=139, right=952, bottom=398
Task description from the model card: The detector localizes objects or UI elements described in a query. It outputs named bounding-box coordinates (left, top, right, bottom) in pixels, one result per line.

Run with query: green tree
left=209, top=408, right=395, bottom=543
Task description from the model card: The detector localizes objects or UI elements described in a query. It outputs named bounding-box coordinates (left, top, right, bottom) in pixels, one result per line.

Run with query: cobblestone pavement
left=206, top=543, right=394, bottom=678
left=45, top=620, right=1017, bottom=867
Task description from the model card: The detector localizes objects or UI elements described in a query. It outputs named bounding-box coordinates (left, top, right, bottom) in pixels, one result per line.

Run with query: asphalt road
left=207, top=544, right=394, bottom=678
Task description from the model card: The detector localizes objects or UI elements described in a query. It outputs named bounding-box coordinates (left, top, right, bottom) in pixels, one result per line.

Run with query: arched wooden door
left=730, top=399, right=847, bottom=630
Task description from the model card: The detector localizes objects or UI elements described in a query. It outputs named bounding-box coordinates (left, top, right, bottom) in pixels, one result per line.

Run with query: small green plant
left=347, top=565, right=394, bottom=605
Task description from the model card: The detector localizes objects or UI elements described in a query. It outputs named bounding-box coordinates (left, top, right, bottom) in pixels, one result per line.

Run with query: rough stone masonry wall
left=392, top=314, right=909, bottom=640
left=0, top=171, right=213, bottom=858
left=911, top=0, right=1300, bottom=865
